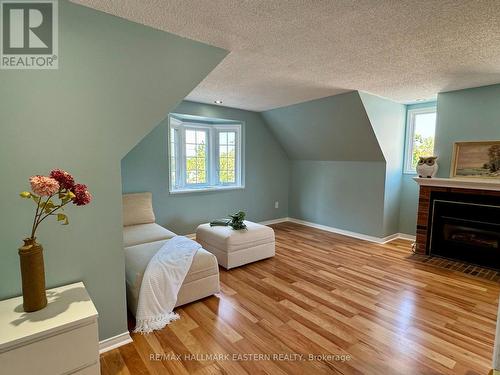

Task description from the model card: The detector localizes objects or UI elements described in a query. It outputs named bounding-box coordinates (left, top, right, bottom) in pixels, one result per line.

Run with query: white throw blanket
left=134, top=236, right=200, bottom=333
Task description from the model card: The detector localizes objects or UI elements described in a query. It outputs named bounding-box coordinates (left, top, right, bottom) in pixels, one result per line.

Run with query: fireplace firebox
left=429, top=192, right=500, bottom=270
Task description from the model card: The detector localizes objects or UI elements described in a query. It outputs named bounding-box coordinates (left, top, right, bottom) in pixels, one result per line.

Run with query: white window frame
left=404, top=106, right=437, bottom=174
left=168, top=115, right=245, bottom=193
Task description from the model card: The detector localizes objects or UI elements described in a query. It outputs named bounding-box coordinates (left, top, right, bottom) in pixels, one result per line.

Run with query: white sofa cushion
left=196, top=221, right=275, bottom=253
left=123, top=192, right=156, bottom=226
left=123, top=223, right=176, bottom=248
left=124, top=239, right=219, bottom=314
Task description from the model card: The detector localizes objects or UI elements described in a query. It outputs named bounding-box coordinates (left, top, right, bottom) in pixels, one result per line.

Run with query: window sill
left=169, top=185, right=245, bottom=195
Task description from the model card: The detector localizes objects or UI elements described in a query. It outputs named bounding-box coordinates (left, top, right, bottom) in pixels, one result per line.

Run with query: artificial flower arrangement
left=21, top=169, right=92, bottom=238
left=18, top=169, right=92, bottom=312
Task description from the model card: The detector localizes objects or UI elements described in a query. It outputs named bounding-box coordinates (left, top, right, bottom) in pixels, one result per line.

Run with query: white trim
left=185, top=218, right=412, bottom=244
left=168, top=114, right=245, bottom=193
left=397, top=233, right=416, bottom=241
left=99, top=332, right=133, bottom=354
left=287, top=218, right=413, bottom=244
left=414, top=176, right=500, bottom=191
left=169, top=185, right=245, bottom=195
left=404, top=105, right=437, bottom=174
left=259, top=217, right=290, bottom=225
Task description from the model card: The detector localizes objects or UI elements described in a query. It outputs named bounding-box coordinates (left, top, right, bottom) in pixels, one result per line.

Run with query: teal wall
left=399, top=84, right=500, bottom=235
left=360, top=93, right=406, bottom=236
left=289, top=161, right=387, bottom=236
left=121, top=101, right=289, bottom=234
left=398, top=101, right=437, bottom=235
left=0, top=1, right=226, bottom=340
left=262, top=92, right=384, bottom=161
left=263, top=92, right=405, bottom=238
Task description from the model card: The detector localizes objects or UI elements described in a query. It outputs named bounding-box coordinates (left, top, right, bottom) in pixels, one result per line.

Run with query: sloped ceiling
left=261, top=91, right=384, bottom=162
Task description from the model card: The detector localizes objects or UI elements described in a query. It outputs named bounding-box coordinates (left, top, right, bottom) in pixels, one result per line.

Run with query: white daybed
left=122, top=192, right=220, bottom=316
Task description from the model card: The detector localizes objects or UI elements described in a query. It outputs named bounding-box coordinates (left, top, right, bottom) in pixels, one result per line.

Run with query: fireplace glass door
left=429, top=197, right=500, bottom=269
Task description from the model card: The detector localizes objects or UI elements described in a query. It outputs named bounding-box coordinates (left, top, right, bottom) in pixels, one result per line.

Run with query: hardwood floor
left=101, top=222, right=500, bottom=375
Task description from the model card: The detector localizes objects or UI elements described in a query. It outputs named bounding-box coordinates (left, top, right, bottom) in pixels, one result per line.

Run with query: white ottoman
left=196, top=221, right=275, bottom=269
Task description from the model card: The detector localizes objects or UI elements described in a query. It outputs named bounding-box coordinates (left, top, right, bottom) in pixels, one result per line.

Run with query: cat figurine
left=416, top=156, right=439, bottom=178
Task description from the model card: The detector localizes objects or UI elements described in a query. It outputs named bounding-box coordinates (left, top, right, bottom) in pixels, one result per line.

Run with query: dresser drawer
left=0, top=321, right=99, bottom=375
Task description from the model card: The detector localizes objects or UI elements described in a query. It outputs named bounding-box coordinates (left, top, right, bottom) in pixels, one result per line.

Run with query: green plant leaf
left=45, top=200, right=56, bottom=209
left=31, top=195, right=40, bottom=204
left=57, top=213, right=69, bottom=225
left=61, top=191, right=75, bottom=204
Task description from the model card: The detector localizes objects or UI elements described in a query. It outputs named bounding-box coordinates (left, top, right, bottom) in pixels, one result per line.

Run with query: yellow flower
left=67, top=191, right=76, bottom=199
left=19, top=191, right=31, bottom=198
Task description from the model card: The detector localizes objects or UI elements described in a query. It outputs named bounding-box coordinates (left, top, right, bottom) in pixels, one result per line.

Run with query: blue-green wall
left=263, top=92, right=405, bottom=238
left=262, top=92, right=384, bottom=161
left=121, top=101, right=289, bottom=234
left=360, top=93, right=406, bottom=236
left=289, top=161, right=387, bottom=236
left=398, top=101, right=438, bottom=235
left=399, top=85, right=500, bottom=235
left=0, top=1, right=226, bottom=340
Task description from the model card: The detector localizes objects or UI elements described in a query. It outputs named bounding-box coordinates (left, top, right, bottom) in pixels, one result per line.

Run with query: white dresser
left=0, top=282, right=100, bottom=375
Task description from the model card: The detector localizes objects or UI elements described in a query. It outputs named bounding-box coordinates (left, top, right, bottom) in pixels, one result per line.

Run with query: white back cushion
left=123, top=192, right=155, bottom=227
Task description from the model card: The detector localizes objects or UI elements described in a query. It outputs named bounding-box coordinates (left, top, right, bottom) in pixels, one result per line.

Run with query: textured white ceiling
left=73, top=0, right=500, bottom=111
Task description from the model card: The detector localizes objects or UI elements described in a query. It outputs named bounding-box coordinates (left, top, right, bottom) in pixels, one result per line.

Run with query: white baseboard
left=259, top=217, right=290, bottom=226
left=396, top=233, right=416, bottom=241
left=99, top=331, right=133, bottom=354
left=185, top=217, right=414, bottom=245
left=287, top=218, right=414, bottom=244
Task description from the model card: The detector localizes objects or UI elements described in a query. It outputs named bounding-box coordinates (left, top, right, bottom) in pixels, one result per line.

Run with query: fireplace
left=414, top=177, right=500, bottom=270
left=428, top=192, right=500, bottom=269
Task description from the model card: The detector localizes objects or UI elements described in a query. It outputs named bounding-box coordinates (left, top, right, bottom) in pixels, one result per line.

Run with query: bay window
left=168, top=114, right=244, bottom=193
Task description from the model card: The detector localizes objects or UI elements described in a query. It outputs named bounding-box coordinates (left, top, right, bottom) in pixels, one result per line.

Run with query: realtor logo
left=1, top=0, right=58, bottom=69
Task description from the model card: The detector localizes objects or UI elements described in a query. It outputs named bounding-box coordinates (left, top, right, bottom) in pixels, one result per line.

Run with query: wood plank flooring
left=101, top=222, right=500, bottom=375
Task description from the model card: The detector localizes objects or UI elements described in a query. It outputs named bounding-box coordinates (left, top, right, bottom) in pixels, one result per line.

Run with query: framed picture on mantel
left=451, top=140, right=500, bottom=178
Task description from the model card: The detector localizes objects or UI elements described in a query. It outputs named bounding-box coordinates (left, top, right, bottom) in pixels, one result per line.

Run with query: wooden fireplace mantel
left=413, top=177, right=500, bottom=191
left=413, top=177, right=500, bottom=255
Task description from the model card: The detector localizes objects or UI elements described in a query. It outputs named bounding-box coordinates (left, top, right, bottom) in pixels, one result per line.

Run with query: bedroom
left=0, top=1, right=500, bottom=374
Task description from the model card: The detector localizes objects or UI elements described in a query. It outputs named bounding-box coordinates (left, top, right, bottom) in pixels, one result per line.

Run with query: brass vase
left=18, top=238, right=47, bottom=312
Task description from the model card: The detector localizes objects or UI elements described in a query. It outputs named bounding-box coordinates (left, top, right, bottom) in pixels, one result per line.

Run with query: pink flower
left=49, top=169, right=75, bottom=190
left=71, top=184, right=92, bottom=206
left=29, top=175, right=60, bottom=196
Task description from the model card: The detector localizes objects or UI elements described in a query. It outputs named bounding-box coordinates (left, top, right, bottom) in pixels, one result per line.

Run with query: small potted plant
left=19, top=169, right=91, bottom=312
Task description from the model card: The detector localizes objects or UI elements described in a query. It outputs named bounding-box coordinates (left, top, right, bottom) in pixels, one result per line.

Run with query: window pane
left=218, top=131, right=237, bottom=184
left=196, top=131, right=206, bottom=145
left=169, top=118, right=243, bottom=192
left=186, top=144, right=196, bottom=157
left=184, top=129, right=207, bottom=184
left=186, top=157, right=197, bottom=172
left=219, top=145, right=228, bottom=156
left=219, top=132, right=227, bottom=145
left=411, top=112, right=436, bottom=169
left=186, top=170, right=196, bottom=184
left=197, top=164, right=206, bottom=183
left=169, top=128, right=177, bottom=188
left=186, top=130, right=196, bottom=144
left=197, top=143, right=206, bottom=158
